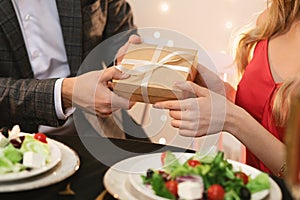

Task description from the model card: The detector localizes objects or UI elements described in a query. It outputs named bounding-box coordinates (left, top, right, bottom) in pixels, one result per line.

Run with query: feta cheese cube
left=23, top=151, right=46, bottom=168
left=178, top=181, right=204, bottom=200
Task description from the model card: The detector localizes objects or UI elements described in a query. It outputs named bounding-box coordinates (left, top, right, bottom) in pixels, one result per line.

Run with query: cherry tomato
left=235, top=171, right=249, bottom=184
left=165, top=180, right=178, bottom=196
left=161, top=151, right=167, bottom=165
left=187, top=159, right=201, bottom=167
left=207, top=184, right=225, bottom=200
left=34, top=133, right=47, bottom=143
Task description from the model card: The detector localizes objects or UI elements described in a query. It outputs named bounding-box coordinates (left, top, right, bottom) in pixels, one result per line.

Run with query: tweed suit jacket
left=0, top=0, right=136, bottom=132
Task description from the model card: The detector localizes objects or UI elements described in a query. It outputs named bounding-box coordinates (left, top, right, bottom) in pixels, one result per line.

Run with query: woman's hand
left=153, top=81, right=233, bottom=137
left=62, top=67, right=134, bottom=117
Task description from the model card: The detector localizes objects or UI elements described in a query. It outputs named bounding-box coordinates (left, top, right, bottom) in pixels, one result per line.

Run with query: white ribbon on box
left=116, top=46, right=195, bottom=103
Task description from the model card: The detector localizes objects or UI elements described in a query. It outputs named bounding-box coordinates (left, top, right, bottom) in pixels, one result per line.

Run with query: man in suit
left=0, top=0, right=139, bottom=133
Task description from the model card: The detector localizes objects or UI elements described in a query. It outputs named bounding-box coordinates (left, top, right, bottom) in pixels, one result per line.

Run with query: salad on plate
left=0, top=125, right=51, bottom=175
left=141, top=151, right=271, bottom=200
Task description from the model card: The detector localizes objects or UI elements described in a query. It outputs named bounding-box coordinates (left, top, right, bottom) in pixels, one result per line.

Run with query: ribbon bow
left=116, top=50, right=194, bottom=75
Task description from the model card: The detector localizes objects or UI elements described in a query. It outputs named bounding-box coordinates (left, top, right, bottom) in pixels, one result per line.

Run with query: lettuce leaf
left=246, top=173, right=271, bottom=193
left=3, top=143, right=22, bottom=163
left=162, top=151, right=180, bottom=174
left=150, top=173, right=176, bottom=200
left=0, top=153, right=25, bottom=174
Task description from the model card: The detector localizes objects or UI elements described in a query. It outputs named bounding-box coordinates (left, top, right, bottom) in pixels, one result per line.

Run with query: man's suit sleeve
left=0, top=77, right=64, bottom=131
left=103, top=0, right=137, bottom=40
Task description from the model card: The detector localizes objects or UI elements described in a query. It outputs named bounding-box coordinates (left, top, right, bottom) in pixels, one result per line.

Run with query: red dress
left=235, top=39, right=285, bottom=173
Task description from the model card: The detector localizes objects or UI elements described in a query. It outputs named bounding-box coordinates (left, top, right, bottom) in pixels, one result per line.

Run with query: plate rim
left=104, top=168, right=139, bottom=200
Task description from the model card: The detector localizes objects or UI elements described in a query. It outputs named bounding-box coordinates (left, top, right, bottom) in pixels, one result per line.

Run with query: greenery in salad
left=0, top=126, right=50, bottom=174
left=142, top=151, right=270, bottom=200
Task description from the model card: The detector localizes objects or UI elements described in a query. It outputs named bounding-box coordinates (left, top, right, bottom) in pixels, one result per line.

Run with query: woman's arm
left=226, top=98, right=285, bottom=175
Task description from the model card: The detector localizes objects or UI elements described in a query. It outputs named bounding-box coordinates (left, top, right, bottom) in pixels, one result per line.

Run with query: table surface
left=0, top=131, right=293, bottom=200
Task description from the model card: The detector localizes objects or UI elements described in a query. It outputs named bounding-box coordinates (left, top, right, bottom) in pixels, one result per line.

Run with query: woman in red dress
left=154, top=0, right=300, bottom=176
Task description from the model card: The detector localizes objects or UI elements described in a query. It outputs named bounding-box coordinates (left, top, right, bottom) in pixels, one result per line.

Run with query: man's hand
left=115, top=34, right=142, bottom=64
left=62, top=67, right=134, bottom=117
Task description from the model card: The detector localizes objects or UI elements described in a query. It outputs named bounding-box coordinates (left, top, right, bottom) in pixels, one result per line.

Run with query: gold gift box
left=112, top=43, right=198, bottom=104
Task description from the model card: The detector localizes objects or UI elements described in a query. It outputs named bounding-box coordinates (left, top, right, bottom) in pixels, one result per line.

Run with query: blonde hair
left=234, top=0, right=300, bottom=126
left=272, top=76, right=300, bottom=126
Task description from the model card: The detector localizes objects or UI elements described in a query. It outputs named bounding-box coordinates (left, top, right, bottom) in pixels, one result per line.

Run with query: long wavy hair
left=234, top=0, right=300, bottom=126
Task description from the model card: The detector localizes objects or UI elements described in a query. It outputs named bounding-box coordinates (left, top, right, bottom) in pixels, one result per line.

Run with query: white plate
left=104, top=157, right=141, bottom=200
left=104, top=152, right=282, bottom=200
left=0, top=139, right=80, bottom=192
left=0, top=138, right=61, bottom=182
